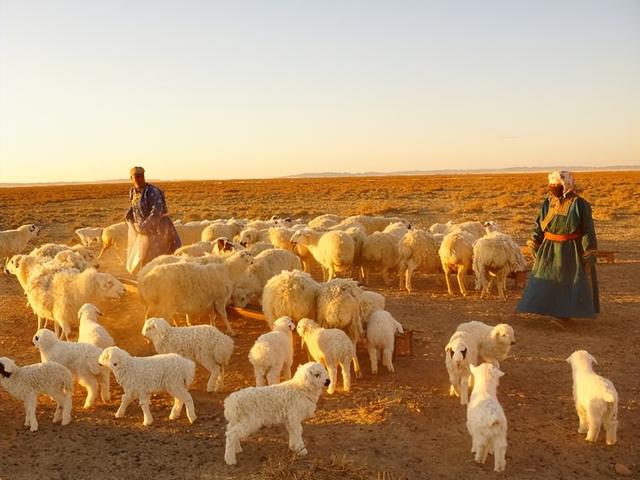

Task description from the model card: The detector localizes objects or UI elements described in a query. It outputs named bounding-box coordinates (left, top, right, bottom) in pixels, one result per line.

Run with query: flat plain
left=0, top=171, right=638, bottom=479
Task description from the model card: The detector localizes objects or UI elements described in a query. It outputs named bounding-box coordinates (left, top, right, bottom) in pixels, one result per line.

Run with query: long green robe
left=516, top=193, right=599, bottom=318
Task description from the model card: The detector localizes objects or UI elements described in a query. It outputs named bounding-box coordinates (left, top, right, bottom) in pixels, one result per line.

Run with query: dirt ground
left=0, top=173, right=638, bottom=480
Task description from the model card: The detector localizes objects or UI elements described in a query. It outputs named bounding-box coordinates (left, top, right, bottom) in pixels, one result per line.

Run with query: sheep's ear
left=565, top=352, right=574, bottom=364
left=587, top=352, right=598, bottom=365
left=97, top=307, right=103, bottom=316
left=469, top=364, right=477, bottom=373
left=494, top=368, right=505, bottom=378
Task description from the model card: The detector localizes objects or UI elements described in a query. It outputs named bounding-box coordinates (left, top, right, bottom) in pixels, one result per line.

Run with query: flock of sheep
left=0, top=213, right=620, bottom=471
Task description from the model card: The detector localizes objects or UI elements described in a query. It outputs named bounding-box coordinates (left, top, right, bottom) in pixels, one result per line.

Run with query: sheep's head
left=78, top=303, right=102, bottom=321
left=490, top=323, right=515, bottom=346
left=33, top=329, right=57, bottom=349
left=73, top=246, right=99, bottom=267
left=273, top=316, right=296, bottom=333
left=239, top=228, right=258, bottom=247
left=19, top=224, right=41, bottom=236
left=54, top=250, right=87, bottom=270
left=98, top=346, right=128, bottom=369
left=295, top=318, right=317, bottom=337
left=141, top=317, right=169, bottom=338
left=296, top=361, right=331, bottom=391
left=4, top=255, right=25, bottom=275
left=566, top=350, right=597, bottom=369
left=214, top=237, right=235, bottom=254
left=290, top=229, right=314, bottom=247
left=469, top=362, right=504, bottom=386
left=483, top=221, right=500, bottom=234
left=0, top=357, right=17, bottom=378
left=94, top=272, right=125, bottom=299
left=445, top=339, right=469, bottom=368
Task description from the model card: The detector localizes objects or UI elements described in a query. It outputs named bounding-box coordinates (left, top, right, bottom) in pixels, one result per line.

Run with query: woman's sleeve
left=139, top=188, right=164, bottom=234
left=579, top=198, right=598, bottom=260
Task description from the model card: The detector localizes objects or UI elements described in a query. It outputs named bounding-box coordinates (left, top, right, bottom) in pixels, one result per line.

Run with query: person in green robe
left=516, top=170, right=599, bottom=319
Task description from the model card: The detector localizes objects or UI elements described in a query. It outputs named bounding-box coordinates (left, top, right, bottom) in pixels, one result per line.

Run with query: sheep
left=30, top=243, right=98, bottom=268
left=438, top=229, right=476, bottom=296
left=248, top=316, right=297, bottom=386
left=467, top=363, right=508, bottom=472
left=77, top=303, right=115, bottom=349
left=211, top=237, right=239, bottom=255
left=291, top=228, right=355, bottom=281
left=0, top=357, right=73, bottom=432
left=141, top=317, right=234, bottom=392
left=174, top=241, right=214, bottom=257
left=175, top=223, right=209, bottom=246
left=98, top=347, right=197, bottom=426
left=27, top=267, right=125, bottom=340
left=365, top=310, right=404, bottom=375
left=75, top=227, right=103, bottom=247
left=201, top=220, right=244, bottom=243
left=341, top=224, right=367, bottom=280
left=473, top=231, right=528, bottom=299
left=238, top=227, right=271, bottom=247
left=33, top=329, right=110, bottom=408
left=360, top=231, right=401, bottom=285
left=456, top=321, right=515, bottom=368
left=343, top=215, right=409, bottom=235
left=269, top=227, right=316, bottom=272
left=429, top=221, right=453, bottom=237
left=232, top=249, right=302, bottom=308
left=566, top=350, right=618, bottom=445
left=307, top=213, right=343, bottom=230
left=296, top=318, right=357, bottom=394
left=244, top=241, right=274, bottom=256
left=98, top=221, right=127, bottom=260
left=0, top=224, right=41, bottom=264
left=445, top=330, right=479, bottom=405
left=139, top=250, right=253, bottom=335
left=398, top=229, right=441, bottom=292
left=261, top=270, right=320, bottom=329
left=223, top=362, right=330, bottom=465
left=451, top=221, right=486, bottom=240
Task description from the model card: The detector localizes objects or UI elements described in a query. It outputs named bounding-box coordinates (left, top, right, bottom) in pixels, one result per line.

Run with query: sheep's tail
left=393, top=318, right=404, bottom=335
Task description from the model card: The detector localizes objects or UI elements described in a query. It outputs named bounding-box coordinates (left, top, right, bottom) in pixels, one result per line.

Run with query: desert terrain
left=0, top=171, right=638, bottom=480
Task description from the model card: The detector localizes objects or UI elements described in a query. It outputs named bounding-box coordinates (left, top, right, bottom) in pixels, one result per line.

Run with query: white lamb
left=445, top=330, right=479, bottom=405
left=0, top=224, right=41, bottom=264
left=269, top=226, right=316, bottom=272
left=33, top=329, right=110, bottom=408
left=238, top=227, right=271, bottom=246
left=307, top=213, right=343, bottom=230
left=0, top=357, right=73, bottom=432
left=30, top=243, right=98, bottom=268
left=473, top=231, right=528, bottom=299
left=201, top=220, right=244, bottom=243
left=360, top=231, right=401, bottom=285
left=261, top=269, right=320, bottom=329
left=248, top=316, right=297, bottom=386
left=566, top=350, right=618, bottom=445
left=438, top=229, right=476, bottom=296
left=141, top=317, right=234, bottom=392
left=398, top=228, right=441, bottom=293
left=223, top=361, right=330, bottom=465
left=98, top=346, right=197, bottom=426
left=77, top=303, right=116, bottom=349
left=75, top=227, right=103, bottom=247
left=231, top=248, right=302, bottom=308
left=139, top=250, right=253, bottom=335
left=290, top=228, right=355, bottom=281
left=467, top=363, right=508, bottom=472
left=296, top=318, right=357, bottom=394
left=174, top=241, right=214, bottom=257
left=365, top=310, right=404, bottom=374
left=456, top=321, right=515, bottom=368
left=98, top=221, right=128, bottom=260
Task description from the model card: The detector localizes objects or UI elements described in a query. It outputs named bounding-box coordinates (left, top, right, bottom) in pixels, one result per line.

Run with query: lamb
left=296, top=318, right=357, bottom=394
left=360, top=231, right=401, bottom=285
left=467, top=363, right=508, bottom=472
left=175, top=223, right=209, bottom=246
left=77, top=303, right=116, bottom=349
left=307, top=213, right=343, bottom=230
left=223, top=362, right=330, bottom=465
left=174, top=241, right=214, bottom=257
left=30, top=243, right=98, bottom=268
left=248, top=316, right=296, bottom=386
left=445, top=330, right=479, bottom=405
left=0, top=357, right=73, bottom=432
left=269, top=226, right=316, bottom=272
left=429, top=221, right=454, bottom=237
left=566, top=350, right=618, bottom=445
left=456, top=321, right=515, bottom=368
left=141, top=317, right=234, bottom=392
left=438, top=229, right=476, bottom=296
left=261, top=270, right=320, bottom=329
left=75, top=227, right=103, bottom=247
left=138, top=250, right=253, bottom=335
left=232, top=249, right=302, bottom=308
left=343, top=215, right=409, bottom=235
left=238, top=227, right=271, bottom=246
left=0, top=224, right=41, bottom=264
left=290, top=228, right=355, bottom=281
left=365, top=310, right=404, bottom=374
left=98, top=347, right=197, bottom=426
left=398, top=228, right=441, bottom=292
left=473, top=231, right=528, bottom=299
left=451, top=221, right=487, bottom=240
left=33, top=329, right=110, bottom=408
left=97, top=221, right=128, bottom=260
left=201, top=220, right=244, bottom=243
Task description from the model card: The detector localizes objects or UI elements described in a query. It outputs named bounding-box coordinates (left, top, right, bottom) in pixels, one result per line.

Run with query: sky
left=0, top=0, right=639, bottom=183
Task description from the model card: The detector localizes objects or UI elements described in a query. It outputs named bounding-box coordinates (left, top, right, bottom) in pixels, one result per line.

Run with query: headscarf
left=548, top=170, right=579, bottom=196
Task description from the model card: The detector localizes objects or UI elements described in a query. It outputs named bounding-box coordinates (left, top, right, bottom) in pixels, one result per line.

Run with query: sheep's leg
left=456, top=265, right=467, bottom=296
left=25, top=395, right=38, bottom=432
left=406, top=264, right=416, bottom=293
left=169, top=397, right=184, bottom=420
left=382, top=267, right=392, bottom=286
left=99, top=370, right=111, bottom=402
left=61, top=392, right=72, bottom=425
left=37, top=316, right=44, bottom=330
left=449, top=380, right=460, bottom=397
left=52, top=397, right=62, bottom=423
left=604, top=408, right=618, bottom=445
left=493, top=438, right=507, bottom=472
left=266, top=361, right=283, bottom=385
left=442, top=265, right=454, bottom=295
left=177, top=390, right=196, bottom=424
left=207, top=364, right=221, bottom=392
left=139, top=395, right=154, bottom=426
left=185, top=314, right=192, bottom=327
left=253, top=365, right=266, bottom=387
left=283, top=360, right=292, bottom=381
left=382, top=348, right=394, bottom=373
left=215, top=302, right=236, bottom=337
left=326, top=364, right=338, bottom=394
left=216, top=365, right=225, bottom=392
left=352, top=350, right=362, bottom=379
left=460, top=376, right=469, bottom=405
left=576, top=405, right=588, bottom=433
left=367, top=343, right=378, bottom=375
left=497, top=270, right=507, bottom=300
left=474, top=442, right=489, bottom=464
left=224, top=425, right=247, bottom=465
left=115, top=391, right=134, bottom=418
left=339, top=360, right=351, bottom=392
left=54, top=321, right=62, bottom=339
left=585, top=407, right=602, bottom=442
left=285, top=420, right=307, bottom=455
left=79, top=375, right=99, bottom=409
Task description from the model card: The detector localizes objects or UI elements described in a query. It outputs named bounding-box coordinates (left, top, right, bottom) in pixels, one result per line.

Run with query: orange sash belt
left=544, top=231, right=581, bottom=242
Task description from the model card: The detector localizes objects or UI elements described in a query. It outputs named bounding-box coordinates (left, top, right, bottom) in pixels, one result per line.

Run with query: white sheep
left=141, top=317, right=234, bottom=392
left=139, top=250, right=253, bottom=335
left=343, top=215, right=409, bottom=235
left=290, top=228, right=355, bottom=281
left=201, top=220, right=244, bottom=243
left=77, top=303, right=115, bottom=349
left=232, top=248, right=302, bottom=308
left=175, top=223, right=209, bottom=246
left=0, top=224, right=41, bottom=264
left=296, top=318, right=357, bottom=394
left=223, top=362, right=330, bottom=465
left=238, top=227, right=271, bottom=247
left=456, top=321, right=515, bottom=368
left=30, top=243, right=98, bottom=268
left=360, top=231, right=401, bottom=286
left=445, top=330, right=479, bottom=405
left=0, top=357, right=73, bottom=432
left=467, top=363, right=508, bottom=472
left=98, top=346, right=197, bottom=426
left=75, top=227, right=103, bottom=247
left=261, top=269, right=320, bottom=329
left=33, top=329, right=110, bottom=408
left=398, top=228, right=441, bottom=292
left=429, top=221, right=454, bottom=237
left=248, top=316, right=297, bottom=386
left=174, top=241, right=214, bottom=257
left=269, top=226, right=316, bottom=272
left=566, top=350, right=618, bottom=445
left=438, top=229, right=476, bottom=296
left=473, top=231, right=528, bottom=299
left=365, top=310, right=404, bottom=374
left=97, top=221, right=128, bottom=260
left=452, top=221, right=486, bottom=240
left=307, top=214, right=343, bottom=230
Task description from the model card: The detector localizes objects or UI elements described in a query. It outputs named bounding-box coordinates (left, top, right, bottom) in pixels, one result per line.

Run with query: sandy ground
left=0, top=174, right=638, bottom=479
